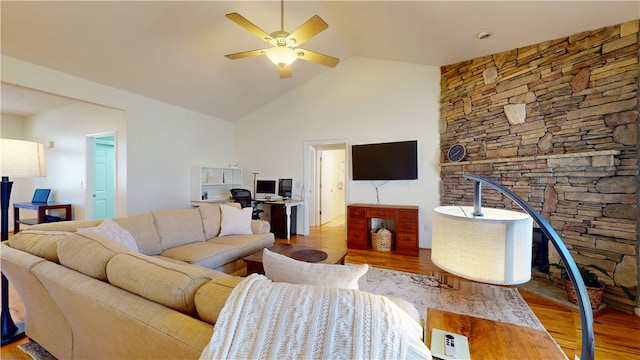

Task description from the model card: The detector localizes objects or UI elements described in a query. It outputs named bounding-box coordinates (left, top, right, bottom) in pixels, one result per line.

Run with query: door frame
left=303, top=139, right=349, bottom=235
left=86, top=131, right=117, bottom=219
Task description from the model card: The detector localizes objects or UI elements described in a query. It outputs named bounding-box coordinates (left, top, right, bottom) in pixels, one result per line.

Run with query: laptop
left=32, top=189, right=51, bottom=203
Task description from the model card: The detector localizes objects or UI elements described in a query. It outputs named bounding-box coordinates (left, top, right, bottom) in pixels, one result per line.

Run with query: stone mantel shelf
left=440, top=149, right=620, bottom=167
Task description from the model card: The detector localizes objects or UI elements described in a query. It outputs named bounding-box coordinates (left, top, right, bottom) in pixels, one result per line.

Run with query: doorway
left=303, top=140, right=348, bottom=235
left=87, top=133, right=116, bottom=219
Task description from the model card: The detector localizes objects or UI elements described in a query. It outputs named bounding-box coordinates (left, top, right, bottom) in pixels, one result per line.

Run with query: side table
left=425, top=308, right=567, bottom=359
left=13, top=202, right=72, bottom=234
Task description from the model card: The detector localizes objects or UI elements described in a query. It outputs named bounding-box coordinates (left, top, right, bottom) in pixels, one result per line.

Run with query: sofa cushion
left=262, top=248, right=368, bottom=290
left=26, top=219, right=102, bottom=232
left=113, top=213, right=162, bottom=255
left=198, top=204, right=223, bottom=238
left=160, top=242, right=238, bottom=270
left=208, top=233, right=275, bottom=259
left=78, top=219, right=139, bottom=252
left=194, top=276, right=243, bottom=324
left=152, top=209, right=206, bottom=250
left=57, top=232, right=129, bottom=281
left=219, top=204, right=253, bottom=236
left=7, top=230, right=72, bottom=263
left=106, top=252, right=222, bottom=316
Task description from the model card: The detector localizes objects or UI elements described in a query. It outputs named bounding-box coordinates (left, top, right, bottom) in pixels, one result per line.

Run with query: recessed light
left=476, top=30, right=493, bottom=40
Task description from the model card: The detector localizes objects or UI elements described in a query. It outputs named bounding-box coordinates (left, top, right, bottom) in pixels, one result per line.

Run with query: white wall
left=23, top=103, right=125, bottom=221
left=1, top=113, right=29, bottom=232
left=0, top=114, right=23, bottom=137
left=234, top=57, right=441, bottom=247
left=2, top=55, right=236, bottom=216
left=1, top=104, right=124, bottom=231
left=3, top=55, right=442, bottom=247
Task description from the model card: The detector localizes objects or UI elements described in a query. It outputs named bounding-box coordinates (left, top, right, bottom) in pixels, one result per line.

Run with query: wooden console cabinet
left=347, top=204, right=419, bottom=256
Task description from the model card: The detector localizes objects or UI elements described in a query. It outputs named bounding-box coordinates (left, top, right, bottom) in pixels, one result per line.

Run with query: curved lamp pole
left=463, top=174, right=594, bottom=360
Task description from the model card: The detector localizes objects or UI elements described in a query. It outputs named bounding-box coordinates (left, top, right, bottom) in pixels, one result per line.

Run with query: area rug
left=358, top=266, right=546, bottom=331
left=18, top=340, right=57, bottom=360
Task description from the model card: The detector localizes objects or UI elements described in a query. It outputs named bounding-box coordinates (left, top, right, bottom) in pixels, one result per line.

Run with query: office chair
left=229, top=188, right=264, bottom=220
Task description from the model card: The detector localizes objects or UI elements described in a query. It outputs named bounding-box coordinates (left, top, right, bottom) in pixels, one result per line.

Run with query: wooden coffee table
left=243, top=243, right=348, bottom=275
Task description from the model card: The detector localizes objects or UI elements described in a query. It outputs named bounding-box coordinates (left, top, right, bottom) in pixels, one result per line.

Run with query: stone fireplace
left=438, top=20, right=639, bottom=313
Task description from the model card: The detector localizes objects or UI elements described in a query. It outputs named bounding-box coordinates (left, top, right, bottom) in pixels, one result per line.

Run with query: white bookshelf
left=190, top=166, right=241, bottom=203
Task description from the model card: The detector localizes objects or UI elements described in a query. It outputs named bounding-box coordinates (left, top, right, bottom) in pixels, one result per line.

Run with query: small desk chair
left=230, top=188, right=263, bottom=220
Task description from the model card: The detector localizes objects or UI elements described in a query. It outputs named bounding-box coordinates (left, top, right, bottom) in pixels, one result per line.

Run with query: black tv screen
left=351, top=140, right=418, bottom=180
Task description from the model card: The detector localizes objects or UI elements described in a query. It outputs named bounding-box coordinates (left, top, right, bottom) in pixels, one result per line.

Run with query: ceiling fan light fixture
left=265, top=46, right=298, bottom=67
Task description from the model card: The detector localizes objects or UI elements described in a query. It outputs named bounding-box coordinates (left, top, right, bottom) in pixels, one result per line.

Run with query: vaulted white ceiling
left=2, top=1, right=638, bottom=121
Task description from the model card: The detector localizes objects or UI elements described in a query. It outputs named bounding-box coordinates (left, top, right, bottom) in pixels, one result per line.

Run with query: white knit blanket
left=200, top=274, right=431, bottom=360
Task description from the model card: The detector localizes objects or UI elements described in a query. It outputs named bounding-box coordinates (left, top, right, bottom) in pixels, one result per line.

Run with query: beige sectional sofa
left=22, top=203, right=274, bottom=275
left=1, top=204, right=274, bottom=359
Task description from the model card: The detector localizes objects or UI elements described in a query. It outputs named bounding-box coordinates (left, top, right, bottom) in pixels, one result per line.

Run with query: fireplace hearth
left=531, top=228, right=549, bottom=274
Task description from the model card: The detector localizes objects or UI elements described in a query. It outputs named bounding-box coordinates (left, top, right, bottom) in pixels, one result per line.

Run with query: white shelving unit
left=191, top=166, right=242, bottom=204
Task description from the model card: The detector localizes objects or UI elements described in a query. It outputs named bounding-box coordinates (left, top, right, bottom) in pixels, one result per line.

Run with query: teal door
left=94, top=136, right=115, bottom=219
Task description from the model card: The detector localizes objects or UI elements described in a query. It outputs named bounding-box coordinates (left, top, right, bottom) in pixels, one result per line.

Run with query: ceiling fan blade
left=297, top=49, right=339, bottom=68
left=225, top=13, right=273, bottom=43
left=279, top=65, right=292, bottom=79
left=225, top=49, right=266, bottom=60
left=286, top=15, right=328, bottom=47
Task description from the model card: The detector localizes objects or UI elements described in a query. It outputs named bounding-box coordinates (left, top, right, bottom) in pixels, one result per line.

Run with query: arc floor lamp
left=1, top=139, right=46, bottom=345
left=431, top=174, right=594, bottom=360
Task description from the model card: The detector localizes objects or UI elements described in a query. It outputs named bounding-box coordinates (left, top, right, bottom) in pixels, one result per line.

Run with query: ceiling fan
left=224, top=0, right=339, bottom=79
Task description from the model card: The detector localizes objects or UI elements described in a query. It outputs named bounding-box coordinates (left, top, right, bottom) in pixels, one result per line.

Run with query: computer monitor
left=278, top=178, right=292, bottom=198
left=255, top=180, right=277, bottom=198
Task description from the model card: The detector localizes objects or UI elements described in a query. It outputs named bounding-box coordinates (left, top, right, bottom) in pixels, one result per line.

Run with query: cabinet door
left=396, top=210, right=419, bottom=255
left=347, top=206, right=367, bottom=249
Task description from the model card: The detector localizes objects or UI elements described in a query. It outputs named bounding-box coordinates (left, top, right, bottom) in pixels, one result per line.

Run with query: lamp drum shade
left=1, top=139, right=46, bottom=177
left=432, top=206, right=533, bottom=285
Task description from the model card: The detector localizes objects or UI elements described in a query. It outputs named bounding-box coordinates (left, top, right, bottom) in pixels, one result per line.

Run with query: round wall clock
left=447, top=144, right=466, bottom=162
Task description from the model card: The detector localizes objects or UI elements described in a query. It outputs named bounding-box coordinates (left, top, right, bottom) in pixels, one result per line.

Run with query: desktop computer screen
left=255, top=180, right=277, bottom=198
left=278, top=179, right=292, bottom=198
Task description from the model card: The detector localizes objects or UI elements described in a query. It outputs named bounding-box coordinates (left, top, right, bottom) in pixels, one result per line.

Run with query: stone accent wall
left=439, top=20, right=639, bottom=313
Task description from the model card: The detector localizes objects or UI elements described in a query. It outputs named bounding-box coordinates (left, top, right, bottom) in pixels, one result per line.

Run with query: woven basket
left=371, top=228, right=392, bottom=252
left=564, top=279, right=604, bottom=309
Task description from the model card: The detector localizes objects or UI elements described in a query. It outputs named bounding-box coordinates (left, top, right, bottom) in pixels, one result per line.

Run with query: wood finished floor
left=2, top=222, right=639, bottom=359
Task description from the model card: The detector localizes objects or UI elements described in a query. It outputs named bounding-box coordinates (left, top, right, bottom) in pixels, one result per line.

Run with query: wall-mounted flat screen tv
left=351, top=140, right=418, bottom=180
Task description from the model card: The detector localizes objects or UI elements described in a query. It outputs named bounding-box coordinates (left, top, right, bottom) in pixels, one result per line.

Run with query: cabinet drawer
left=348, top=228, right=366, bottom=241
left=348, top=217, right=365, bottom=228
left=348, top=207, right=366, bottom=218
left=366, top=209, right=395, bottom=218
left=396, top=233, right=417, bottom=248
left=398, top=221, right=417, bottom=232
left=347, top=229, right=367, bottom=250
left=398, top=210, right=418, bottom=222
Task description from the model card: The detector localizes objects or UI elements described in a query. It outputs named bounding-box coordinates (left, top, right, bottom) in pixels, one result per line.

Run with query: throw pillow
left=78, top=219, right=139, bottom=252
left=219, top=204, right=253, bottom=236
left=262, top=248, right=368, bottom=290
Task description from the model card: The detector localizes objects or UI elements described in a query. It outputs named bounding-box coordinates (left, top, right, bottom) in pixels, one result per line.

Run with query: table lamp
left=1, top=138, right=46, bottom=345
left=431, top=174, right=594, bottom=360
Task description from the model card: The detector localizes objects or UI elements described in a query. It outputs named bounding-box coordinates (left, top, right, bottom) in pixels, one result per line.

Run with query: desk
left=261, top=200, right=303, bottom=241
left=425, top=308, right=567, bottom=359
left=14, top=202, right=72, bottom=234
